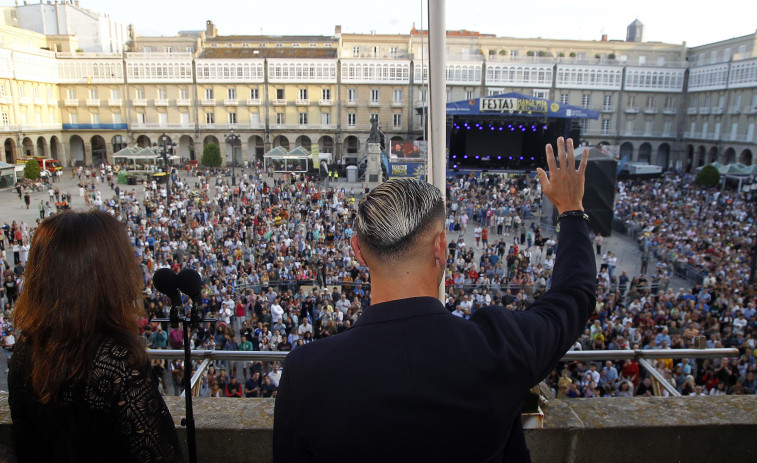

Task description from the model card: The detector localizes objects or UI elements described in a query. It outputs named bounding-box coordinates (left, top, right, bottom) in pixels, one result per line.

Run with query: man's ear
left=434, top=229, right=446, bottom=264
left=351, top=235, right=367, bottom=267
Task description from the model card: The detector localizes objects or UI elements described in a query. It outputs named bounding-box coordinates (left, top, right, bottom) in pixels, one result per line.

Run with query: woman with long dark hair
left=9, top=210, right=182, bottom=462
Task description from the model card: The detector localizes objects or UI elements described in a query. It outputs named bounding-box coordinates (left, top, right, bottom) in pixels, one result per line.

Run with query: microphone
left=153, top=268, right=182, bottom=328
left=177, top=269, right=204, bottom=324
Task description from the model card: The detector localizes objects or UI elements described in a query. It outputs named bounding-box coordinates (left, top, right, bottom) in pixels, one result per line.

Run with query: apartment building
left=0, top=19, right=754, bottom=171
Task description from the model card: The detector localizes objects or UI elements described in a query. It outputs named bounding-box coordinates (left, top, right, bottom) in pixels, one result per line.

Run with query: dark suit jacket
left=274, top=218, right=595, bottom=462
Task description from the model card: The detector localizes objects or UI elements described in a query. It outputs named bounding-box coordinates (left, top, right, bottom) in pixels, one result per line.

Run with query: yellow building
left=0, top=19, right=754, bottom=171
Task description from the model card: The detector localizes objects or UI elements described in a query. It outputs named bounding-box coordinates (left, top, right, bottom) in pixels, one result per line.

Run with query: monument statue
left=368, top=115, right=380, bottom=143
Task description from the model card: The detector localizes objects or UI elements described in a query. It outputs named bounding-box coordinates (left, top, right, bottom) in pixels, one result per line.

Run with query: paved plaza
left=0, top=168, right=692, bottom=392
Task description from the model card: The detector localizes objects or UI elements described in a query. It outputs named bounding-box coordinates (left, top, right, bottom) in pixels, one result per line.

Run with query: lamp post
left=225, top=128, right=240, bottom=186
left=153, top=133, right=176, bottom=202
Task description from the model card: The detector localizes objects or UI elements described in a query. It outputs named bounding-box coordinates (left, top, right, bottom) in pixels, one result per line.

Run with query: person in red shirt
left=225, top=375, right=243, bottom=397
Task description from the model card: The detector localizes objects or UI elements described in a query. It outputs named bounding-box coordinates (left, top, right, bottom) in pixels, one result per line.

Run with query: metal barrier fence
left=147, top=348, right=739, bottom=398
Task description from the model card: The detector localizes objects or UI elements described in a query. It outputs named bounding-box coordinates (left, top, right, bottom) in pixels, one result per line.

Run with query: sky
left=10, top=0, right=757, bottom=47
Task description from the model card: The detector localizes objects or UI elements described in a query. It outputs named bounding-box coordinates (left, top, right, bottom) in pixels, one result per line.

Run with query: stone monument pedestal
left=363, top=141, right=382, bottom=190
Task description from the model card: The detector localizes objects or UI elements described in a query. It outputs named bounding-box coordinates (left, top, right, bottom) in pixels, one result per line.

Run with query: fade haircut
left=354, top=178, right=445, bottom=261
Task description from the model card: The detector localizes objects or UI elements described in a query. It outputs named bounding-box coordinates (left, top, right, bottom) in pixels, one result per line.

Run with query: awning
left=445, top=92, right=600, bottom=119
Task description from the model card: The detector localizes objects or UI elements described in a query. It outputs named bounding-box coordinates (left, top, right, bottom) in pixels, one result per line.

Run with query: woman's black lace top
left=9, top=337, right=182, bottom=463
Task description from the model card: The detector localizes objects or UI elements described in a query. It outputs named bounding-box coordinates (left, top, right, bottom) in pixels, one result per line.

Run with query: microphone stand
left=154, top=305, right=216, bottom=463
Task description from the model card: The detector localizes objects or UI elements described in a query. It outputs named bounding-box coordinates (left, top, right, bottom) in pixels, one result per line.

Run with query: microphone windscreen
left=177, top=269, right=203, bottom=298
left=153, top=268, right=179, bottom=296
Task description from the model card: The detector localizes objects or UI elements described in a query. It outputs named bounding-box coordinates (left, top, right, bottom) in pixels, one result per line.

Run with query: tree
left=695, top=164, right=720, bottom=188
left=24, top=160, right=41, bottom=180
left=201, top=143, right=222, bottom=167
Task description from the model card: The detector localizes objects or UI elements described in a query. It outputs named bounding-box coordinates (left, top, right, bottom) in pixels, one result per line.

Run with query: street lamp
left=225, top=128, right=241, bottom=186
left=153, top=133, right=176, bottom=202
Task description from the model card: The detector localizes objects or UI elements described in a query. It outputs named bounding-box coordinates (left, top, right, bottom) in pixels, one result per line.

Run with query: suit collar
left=353, top=296, right=448, bottom=326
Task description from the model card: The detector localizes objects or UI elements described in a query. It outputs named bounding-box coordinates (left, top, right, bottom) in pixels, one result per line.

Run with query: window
left=704, top=96, right=711, bottom=108
left=250, top=88, right=259, bottom=99
left=322, top=88, right=331, bottom=100
left=393, top=89, right=403, bottom=102
left=299, top=112, right=308, bottom=125
left=352, top=46, right=360, bottom=57
left=1, top=112, right=8, bottom=125
left=321, top=113, right=331, bottom=126
left=717, top=96, right=725, bottom=109
left=17, top=86, right=24, bottom=97
left=205, top=112, right=215, bottom=124
left=663, top=120, right=672, bottom=136
left=67, top=89, right=76, bottom=99
left=510, top=50, right=519, bottom=59
left=228, top=112, right=237, bottom=124
left=465, top=90, right=474, bottom=100
left=628, top=95, right=637, bottom=107
left=180, top=88, right=189, bottom=99
left=370, top=113, right=379, bottom=124
left=447, top=90, right=453, bottom=101
left=276, top=113, right=284, bottom=125
left=89, top=88, right=97, bottom=99
left=347, top=89, right=356, bottom=102
left=645, top=120, right=653, bottom=135
left=166, top=47, right=173, bottom=53
left=646, top=96, right=655, bottom=108
left=136, top=113, right=145, bottom=125
left=601, top=119, right=610, bottom=135
left=560, top=93, right=569, bottom=105
left=158, top=113, right=167, bottom=127
left=638, top=55, right=646, bottom=65
left=393, top=113, right=402, bottom=127
left=347, top=113, right=356, bottom=126
left=581, top=94, right=590, bottom=108
left=135, top=88, right=144, bottom=99
left=603, top=95, right=613, bottom=110
left=70, top=113, right=78, bottom=124
left=657, top=56, right=666, bottom=66
left=299, top=88, right=308, bottom=100
left=158, top=89, right=167, bottom=99
left=665, top=96, right=676, bottom=109
left=32, top=87, right=39, bottom=99
left=390, top=47, right=398, bottom=58
left=205, top=88, right=214, bottom=99
left=533, top=90, right=548, bottom=100
left=276, top=89, right=285, bottom=100
left=113, top=113, right=122, bottom=124
left=0, top=85, right=5, bottom=96
left=181, top=113, right=190, bottom=126
left=370, top=89, right=380, bottom=103
left=228, top=88, right=236, bottom=99
left=111, top=89, right=120, bottom=99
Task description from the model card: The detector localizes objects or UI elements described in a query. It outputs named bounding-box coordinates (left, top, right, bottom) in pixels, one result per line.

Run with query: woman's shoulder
left=92, top=338, right=145, bottom=383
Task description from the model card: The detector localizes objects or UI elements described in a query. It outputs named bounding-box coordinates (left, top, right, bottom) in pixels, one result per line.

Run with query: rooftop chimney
left=601, top=34, right=608, bottom=42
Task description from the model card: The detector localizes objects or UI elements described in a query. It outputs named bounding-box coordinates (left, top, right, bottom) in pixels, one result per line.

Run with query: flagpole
left=428, top=0, right=446, bottom=301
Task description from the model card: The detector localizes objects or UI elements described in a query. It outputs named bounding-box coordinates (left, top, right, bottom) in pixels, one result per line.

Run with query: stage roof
left=446, top=92, right=600, bottom=119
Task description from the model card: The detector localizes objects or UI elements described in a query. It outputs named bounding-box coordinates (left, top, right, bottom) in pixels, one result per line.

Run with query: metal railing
left=147, top=348, right=739, bottom=398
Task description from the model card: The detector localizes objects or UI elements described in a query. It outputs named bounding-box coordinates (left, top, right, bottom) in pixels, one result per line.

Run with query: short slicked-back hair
left=354, top=178, right=445, bottom=261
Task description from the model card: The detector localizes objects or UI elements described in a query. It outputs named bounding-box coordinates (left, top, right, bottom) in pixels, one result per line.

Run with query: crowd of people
left=1, top=164, right=755, bottom=399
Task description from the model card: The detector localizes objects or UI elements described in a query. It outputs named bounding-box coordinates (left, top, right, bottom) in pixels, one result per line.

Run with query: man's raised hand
left=536, top=137, right=588, bottom=214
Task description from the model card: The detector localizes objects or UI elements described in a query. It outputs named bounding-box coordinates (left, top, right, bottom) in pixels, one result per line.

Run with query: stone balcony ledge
left=0, top=393, right=754, bottom=462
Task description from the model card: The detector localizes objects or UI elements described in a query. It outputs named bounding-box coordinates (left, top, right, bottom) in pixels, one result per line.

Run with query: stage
left=444, top=93, right=600, bottom=172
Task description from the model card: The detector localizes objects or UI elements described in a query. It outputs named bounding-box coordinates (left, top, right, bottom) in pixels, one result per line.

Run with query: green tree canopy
left=695, top=164, right=720, bottom=188
left=24, top=160, right=41, bottom=180
left=201, top=143, right=222, bottom=167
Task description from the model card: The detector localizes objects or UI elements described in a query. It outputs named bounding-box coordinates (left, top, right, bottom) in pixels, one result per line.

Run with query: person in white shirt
left=270, top=298, right=284, bottom=324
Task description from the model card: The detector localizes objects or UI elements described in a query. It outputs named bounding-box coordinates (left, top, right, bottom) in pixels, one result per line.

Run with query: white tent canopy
left=263, top=146, right=332, bottom=173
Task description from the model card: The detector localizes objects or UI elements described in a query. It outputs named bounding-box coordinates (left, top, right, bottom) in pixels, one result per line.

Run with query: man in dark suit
left=274, top=138, right=595, bottom=462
